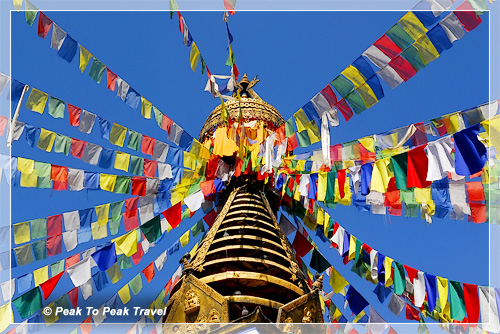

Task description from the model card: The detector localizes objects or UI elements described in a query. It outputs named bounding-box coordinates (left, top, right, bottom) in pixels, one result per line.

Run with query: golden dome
left=198, top=74, right=285, bottom=141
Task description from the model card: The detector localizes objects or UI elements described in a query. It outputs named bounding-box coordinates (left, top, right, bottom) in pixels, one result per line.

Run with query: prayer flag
left=26, top=88, right=48, bottom=113
left=180, top=230, right=190, bottom=247
left=79, top=46, right=92, bottom=72
left=88, top=58, right=106, bottom=84
left=48, top=96, right=65, bottom=118
left=37, top=12, right=52, bottom=38
left=141, top=97, right=152, bottom=119
left=67, top=103, right=81, bottom=126
left=114, top=230, right=137, bottom=257
left=190, top=42, right=200, bottom=72
left=106, top=68, right=117, bottom=91
left=114, top=151, right=131, bottom=172
left=39, top=271, right=63, bottom=299
left=12, top=287, right=42, bottom=319
left=117, top=285, right=131, bottom=304
left=142, top=262, right=155, bottom=283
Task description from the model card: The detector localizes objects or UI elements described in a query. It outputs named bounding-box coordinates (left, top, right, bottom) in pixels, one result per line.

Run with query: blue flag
left=92, top=242, right=117, bottom=271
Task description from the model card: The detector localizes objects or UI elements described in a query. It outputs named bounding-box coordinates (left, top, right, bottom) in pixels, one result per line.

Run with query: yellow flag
left=371, top=158, right=391, bottom=193
left=13, top=222, right=30, bottom=244
left=317, top=172, right=328, bottom=202
left=100, top=174, right=117, bottom=192
left=26, top=88, right=48, bottom=113
left=341, top=65, right=366, bottom=89
left=359, top=136, right=375, bottom=152
left=17, top=157, right=35, bottom=174
left=334, top=177, right=352, bottom=206
left=190, top=42, right=200, bottom=72
left=180, top=230, right=190, bottom=247
left=329, top=267, right=349, bottom=294
left=353, top=310, right=366, bottom=322
left=414, top=35, right=440, bottom=65
left=109, top=123, right=127, bottom=147
left=118, top=285, right=132, bottom=304
left=79, top=46, right=93, bottom=72
left=348, top=234, right=356, bottom=261
left=95, top=203, right=110, bottom=226
left=141, top=97, right=152, bottom=119
left=34, top=266, right=49, bottom=287
left=399, top=12, right=428, bottom=40
left=293, top=109, right=309, bottom=132
left=114, top=151, right=131, bottom=172
left=20, top=171, right=37, bottom=188
left=324, top=211, right=331, bottom=237
left=384, top=256, right=394, bottom=287
left=357, top=83, right=378, bottom=109
left=42, top=302, right=59, bottom=324
left=437, top=276, right=449, bottom=311
left=414, top=187, right=432, bottom=204
left=114, top=230, right=138, bottom=257
left=0, top=303, right=13, bottom=333
left=189, top=242, right=199, bottom=258
left=305, top=120, right=321, bottom=144
left=190, top=138, right=211, bottom=160
left=303, top=212, right=317, bottom=231
left=183, top=152, right=197, bottom=170
left=483, top=115, right=500, bottom=153
left=91, top=221, right=108, bottom=240
left=37, top=128, right=56, bottom=152
left=316, top=207, right=324, bottom=227
left=13, top=0, right=23, bottom=11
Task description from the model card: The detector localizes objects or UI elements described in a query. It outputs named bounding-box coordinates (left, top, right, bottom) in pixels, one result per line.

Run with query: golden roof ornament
left=236, top=73, right=262, bottom=100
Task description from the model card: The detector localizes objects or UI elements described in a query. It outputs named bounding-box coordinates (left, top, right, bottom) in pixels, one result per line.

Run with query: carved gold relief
left=302, top=305, right=315, bottom=323
left=184, top=289, right=201, bottom=314
left=208, top=309, right=221, bottom=323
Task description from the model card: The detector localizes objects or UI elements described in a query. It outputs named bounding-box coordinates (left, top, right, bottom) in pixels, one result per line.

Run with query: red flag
left=321, top=85, right=338, bottom=107
left=403, top=264, right=418, bottom=282
left=46, top=235, right=62, bottom=256
left=143, top=159, right=157, bottom=178
left=469, top=203, right=487, bottom=223
left=68, top=287, right=79, bottom=308
left=373, top=34, right=402, bottom=59
left=224, top=0, right=236, bottom=14
left=200, top=180, right=216, bottom=196
left=462, top=283, right=480, bottom=324
left=142, top=262, right=155, bottom=283
left=46, top=214, right=63, bottom=237
left=203, top=209, right=217, bottom=228
left=106, top=68, right=118, bottom=91
left=66, top=254, right=80, bottom=269
left=141, top=135, right=155, bottom=156
left=233, top=63, right=239, bottom=80
left=337, top=169, right=346, bottom=199
left=131, top=177, right=147, bottom=196
left=131, top=243, right=144, bottom=265
left=466, top=181, right=485, bottom=202
left=163, top=202, right=182, bottom=228
left=164, top=278, right=172, bottom=298
left=37, top=12, right=53, bottom=38
left=454, top=2, right=482, bottom=32
left=40, top=272, right=63, bottom=299
left=291, top=230, right=313, bottom=258
left=406, top=146, right=432, bottom=188
left=70, top=138, right=87, bottom=159
left=405, top=304, right=420, bottom=321
left=79, top=317, right=92, bottom=334
left=389, top=55, right=417, bottom=82
left=162, top=115, right=174, bottom=134
left=123, top=210, right=139, bottom=231
left=67, top=104, right=81, bottom=126
left=177, top=12, right=184, bottom=33
left=51, top=165, right=68, bottom=183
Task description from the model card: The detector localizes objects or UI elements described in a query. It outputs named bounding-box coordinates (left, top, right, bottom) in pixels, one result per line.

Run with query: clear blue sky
left=5, top=7, right=498, bottom=331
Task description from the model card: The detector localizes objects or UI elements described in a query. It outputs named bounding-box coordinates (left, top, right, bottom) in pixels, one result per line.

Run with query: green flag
left=449, top=281, right=466, bottom=321
left=118, top=255, right=133, bottom=270
left=391, top=152, right=408, bottom=190
left=110, top=201, right=125, bottom=222
left=325, top=170, right=336, bottom=202
left=152, top=106, right=163, bottom=128
left=50, top=260, right=65, bottom=277
left=88, top=58, right=106, bottom=84
left=14, top=245, right=34, bottom=266
left=285, top=117, right=295, bottom=137
left=345, top=91, right=367, bottom=115
left=109, top=219, right=121, bottom=235
left=127, top=130, right=142, bottom=151
left=140, top=216, right=161, bottom=243
left=190, top=220, right=205, bottom=237
left=309, top=248, right=331, bottom=273
left=31, top=239, right=47, bottom=261
left=129, top=274, right=143, bottom=295
left=393, top=261, right=406, bottom=295
left=25, top=0, right=38, bottom=26
left=13, top=287, right=42, bottom=319
left=386, top=23, right=414, bottom=50
left=331, top=75, right=354, bottom=98
left=48, top=96, right=65, bottom=119
left=296, top=130, right=311, bottom=148
left=54, top=134, right=71, bottom=156
left=30, top=218, right=47, bottom=239
left=129, top=156, right=144, bottom=176
left=114, top=176, right=131, bottom=194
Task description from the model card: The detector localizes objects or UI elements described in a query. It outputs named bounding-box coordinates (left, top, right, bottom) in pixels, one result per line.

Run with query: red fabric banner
left=106, top=68, right=117, bottom=91
left=37, top=12, right=53, bottom=38
left=373, top=34, right=402, bottom=59
left=47, top=214, right=62, bottom=237
left=335, top=99, right=354, bottom=122
left=406, top=145, right=432, bottom=188
left=163, top=202, right=182, bottom=228
left=292, top=230, right=313, bottom=258
left=131, top=177, right=147, bottom=196
left=143, top=159, right=157, bottom=178
left=46, top=235, right=62, bottom=256
left=141, top=135, right=155, bottom=155
left=70, top=138, right=87, bottom=159
left=67, top=104, right=81, bottom=126
left=40, top=271, right=63, bottom=299
left=389, top=56, right=417, bottom=82
left=321, top=85, right=338, bottom=107
left=462, top=283, right=480, bottom=323
left=67, top=287, right=79, bottom=308
left=142, top=262, right=155, bottom=283
left=454, top=2, right=482, bottom=32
